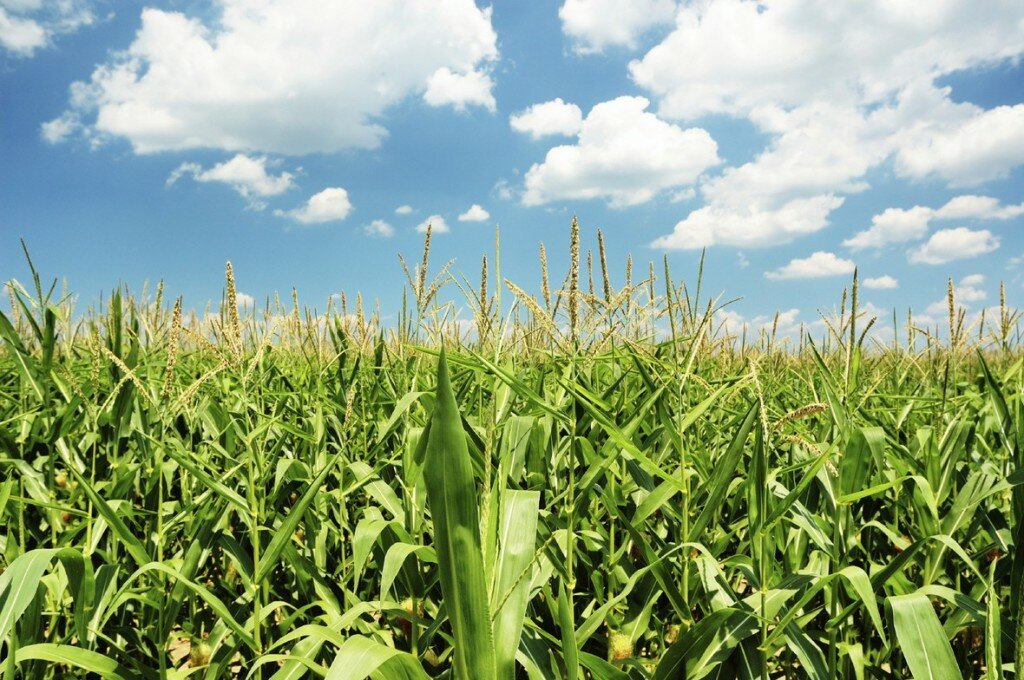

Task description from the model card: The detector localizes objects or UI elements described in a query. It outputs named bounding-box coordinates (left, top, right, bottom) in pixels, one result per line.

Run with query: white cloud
left=863, top=275, right=899, bottom=290
left=48, top=1, right=498, bottom=154
left=765, top=251, right=856, bottom=281
left=458, top=204, right=489, bottom=222
left=522, top=96, right=719, bottom=208
left=236, top=292, right=255, bottom=308
left=493, top=178, right=514, bottom=201
left=364, top=219, right=394, bottom=238
left=895, top=102, right=1024, bottom=186
left=510, top=98, right=584, bottom=139
left=560, top=0, right=676, bottom=53
left=40, top=112, right=81, bottom=144
left=652, top=106, right=882, bottom=249
left=634, top=1, right=1024, bottom=249
left=958, top=274, right=987, bottom=302
left=0, top=1, right=93, bottom=57
left=703, top=104, right=886, bottom=206
left=670, top=187, right=696, bottom=203
left=416, top=214, right=449, bottom=234
left=630, top=1, right=1024, bottom=121
left=736, top=252, right=749, bottom=269
left=652, top=194, right=842, bottom=249
left=0, top=7, right=44, bottom=55
left=656, top=103, right=886, bottom=249
left=395, top=205, right=414, bottom=215
left=844, top=194, right=1024, bottom=251
left=843, top=206, right=933, bottom=250
left=908, top=227, right=1000, bottom=265
left=934, top=194, right=1024, bottom=220
left=168, top=154, right=294, bottom=206
left=0, top=1, right=44, bottom=9
left=423, top=67, right=496, bottom=112
left=276, top=187, right=352, bottom=224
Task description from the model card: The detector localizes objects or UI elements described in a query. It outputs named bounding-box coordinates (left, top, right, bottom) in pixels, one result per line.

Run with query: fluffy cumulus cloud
left=510, top=99, right=584, bottom=139
left=458, top=204, right=489, bottom=222
left=275, top=188, right=352, bottom=225
left=559, top=0, right=677, bottom=53
left=765, top=251, right=856, bottom=281
left=416, top=214, right=449, bottom=234
left=424, top=67, right=496, bottom=112
left=0, top=6, right=45, bottom=55
left=364, top=220, right=394, bottom=238
left=631, top=1, right=1024, bottom=120
left=652, top=195, right=842, bottom=249
left=843, top=206, right=933, bottom=250
left=863, top=275, right=899, bottom=290
left=0, top=0, right=93, bottom=57
left=844, top=195, right=1024, bottom=250
left=47, top=0, right=498, bottom=154
left=652, top=102, right=889, bottom=248
left=894, top=99, right=1024, bottom=186
left=635, top=0, right=1024, bottom=249
left=957, top=274, right=988, bottom=302
left=908, top=228, right=1000, bottom=265
left=935, top=195, right=1024, bottom=220
left=395, top=205, right=414, bottom=215
left=522, top=96, right=719, bottom=208
left=167, top=154, right=294, bottom=206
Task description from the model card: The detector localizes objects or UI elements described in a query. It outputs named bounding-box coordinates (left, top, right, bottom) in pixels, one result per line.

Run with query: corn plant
left=0, top=224, right=1022, bottom=678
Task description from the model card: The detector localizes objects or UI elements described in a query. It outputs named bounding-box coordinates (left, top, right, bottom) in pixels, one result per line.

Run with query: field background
left=1, top=226, right=1022, bottom=679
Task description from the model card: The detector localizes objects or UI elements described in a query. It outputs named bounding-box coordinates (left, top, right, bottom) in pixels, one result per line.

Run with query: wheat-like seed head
left=506, top=279, right=565, bottom=352
left=162, top=296, right=182, bottom=400
left=225, top=261, right=241, bottom=356
left=568, top=216, right=579, bottom=341
left=907, top=307, right=914, bottom=350
left=356, top=292, right=365, bottom=345
left=479, top=255, right=490, bottom=341
left=155, top=279, right=164, bottom=315
left=479, top=255, right=489, bottom=316
left=532, top=242, right=548, bottom=315
left=102, top=345, right=154, bottom=406
left=174, top=360, right=229, bottom=411
left=6, top=284, right=21, bottom=334
left=598, top=229, right=611, bottom=303
left=946, top=277, right=956, bottom=348
left=418, top=222, right=433, bottom=302
left=647, top=261, right=655, bottom=308
left=774, top=403, right=827, bottom=428
left=839, top=287, right=848, bottom=331
left=586, top=249, right=595, bottom=299
left=857, top=316, right=877, bottom=350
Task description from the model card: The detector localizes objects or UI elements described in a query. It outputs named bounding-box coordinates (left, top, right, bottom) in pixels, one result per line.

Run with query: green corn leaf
left=490, top=489, right=539, bottom=680
left=889, top=592, right=963, bottom=680
left=325, top=636, right=428, bottom=680
left=986, top=559, right=1002, bottom=680
left=13, top=644, right=145, bottom=680
left=422, top=349, right=496, bottom=679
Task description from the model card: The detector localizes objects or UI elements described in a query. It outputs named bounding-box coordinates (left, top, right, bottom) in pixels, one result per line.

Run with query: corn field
left=2, top=223, right=1024, bottom=678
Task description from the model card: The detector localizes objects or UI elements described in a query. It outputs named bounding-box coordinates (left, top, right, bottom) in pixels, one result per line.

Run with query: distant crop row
left=1, top=223, right=1023, bottom=678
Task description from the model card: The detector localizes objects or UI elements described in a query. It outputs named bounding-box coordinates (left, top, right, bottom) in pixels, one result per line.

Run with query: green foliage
left=0, top=235, right=1022, bottom=678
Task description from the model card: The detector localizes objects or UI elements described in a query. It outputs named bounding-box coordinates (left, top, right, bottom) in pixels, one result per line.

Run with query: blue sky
left=2, top=0, right=1024, bottom=337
